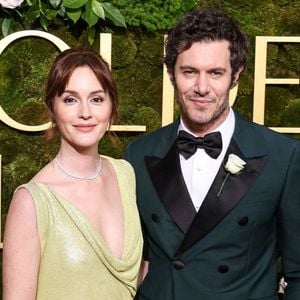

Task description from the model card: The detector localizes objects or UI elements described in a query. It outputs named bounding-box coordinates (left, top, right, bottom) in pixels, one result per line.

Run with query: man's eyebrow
left=179, top=66, right=197, bottom=70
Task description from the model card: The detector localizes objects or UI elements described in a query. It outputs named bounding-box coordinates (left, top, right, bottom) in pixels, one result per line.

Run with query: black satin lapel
left=145, top=141, right=196, bottom=233
left=177, top=139, right=268, bottom=255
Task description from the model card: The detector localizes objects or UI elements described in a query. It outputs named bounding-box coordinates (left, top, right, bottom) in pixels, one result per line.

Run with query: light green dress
left=19, top=157, right=143, bottom=300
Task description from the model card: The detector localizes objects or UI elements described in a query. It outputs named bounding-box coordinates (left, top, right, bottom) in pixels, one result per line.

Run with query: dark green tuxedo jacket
left=124, top=111, right=300, bottom=300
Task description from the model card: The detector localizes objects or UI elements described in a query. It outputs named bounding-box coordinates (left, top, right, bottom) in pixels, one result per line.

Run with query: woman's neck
left=54, top=146, right=102, bottom=181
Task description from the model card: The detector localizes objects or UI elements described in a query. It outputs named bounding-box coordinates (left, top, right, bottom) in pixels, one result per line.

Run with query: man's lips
left=189, top=95, right=213, bottom=101
left=189, top=97, right=214, bottom=105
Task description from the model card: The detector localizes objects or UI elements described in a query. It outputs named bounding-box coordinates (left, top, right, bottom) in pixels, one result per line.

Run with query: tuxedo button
left=238, top=216, right=249, bottom=226
left=173, top=260, right=185, bottom=270
left=218, top=265, right=229, bottom=273
left=151, top=213, right=160, bottom=223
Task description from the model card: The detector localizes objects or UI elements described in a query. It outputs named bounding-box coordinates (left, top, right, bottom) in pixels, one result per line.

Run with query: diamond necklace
left=54, top=157, right=103, bottom=181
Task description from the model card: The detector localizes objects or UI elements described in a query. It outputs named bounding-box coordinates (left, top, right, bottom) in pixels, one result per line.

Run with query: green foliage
left=99, top=133, right=122, bottom=157
left=265, top=87, right=294, bottom=126
left=2, top=154, right=42, bottom=211
left=0, top=0, right=126, bottom=44
left=140, top=32, right=164, bottom=66
left=133, top=107, right=161, bottom=132
left=13, top=99, right=48, bottom=125
left=195, top=0, right=300, bottom=127
left=112, top=33, right=137, bottom=68
left=113, top=33, right=163, bottom=125
left=0, top=2, right=299, bottom=296
left=0, top=0, right=299, bottom=210
left=280, top=99, right=300, bottom=127
left=0, top=37, right=58, bottom=115
left=111, top=0, right=197, bottom=30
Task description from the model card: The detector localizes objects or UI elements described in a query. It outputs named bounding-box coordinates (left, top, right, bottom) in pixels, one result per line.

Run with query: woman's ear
left=49, top=111, right=56, bottom=124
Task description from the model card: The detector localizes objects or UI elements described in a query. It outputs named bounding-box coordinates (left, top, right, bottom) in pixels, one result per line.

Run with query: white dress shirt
left=178, top=108, right=235, bottom=211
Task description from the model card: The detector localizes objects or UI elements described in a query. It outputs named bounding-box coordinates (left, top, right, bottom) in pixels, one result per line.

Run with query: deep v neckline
left=36, top=157, right=127, bottom=261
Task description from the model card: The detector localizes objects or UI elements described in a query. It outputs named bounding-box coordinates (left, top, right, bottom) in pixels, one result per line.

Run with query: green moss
left=0, top=127, right=25, bottom=164
left=2, top=154, right=42, bottom=212
left=1, top=4, right=300, bottom=296
left=114, top=49, right=162, bottom=111
left=233, top=94, right=253, bottom=121
left=99, top=133, right=123, bottom=158
left=133, top=106, right=161, bottom=132
left=140, top=32, right=164, bottom=67
left=280, top=99, right=300, bottom=127
left=112, top=0, right=196, bottom=31
left=12, top=99, right=48, bottom=125
left=265, top=86, right=294, bottom=126
left=143, top=76, right=163, bottom=114
left=0, top=38, right=59, bottom=114
left=267, top=43, right=300, bottom=78
left=118, top=94, right=138, bottom=124
left=112, top=33, right=137, bottom=68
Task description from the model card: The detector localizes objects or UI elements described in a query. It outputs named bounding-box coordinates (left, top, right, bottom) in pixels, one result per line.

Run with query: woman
left=2, top=48, right=143, bottom=299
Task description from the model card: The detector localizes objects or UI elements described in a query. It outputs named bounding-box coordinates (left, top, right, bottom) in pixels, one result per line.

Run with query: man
left=125, top=8, right=300, bottom=300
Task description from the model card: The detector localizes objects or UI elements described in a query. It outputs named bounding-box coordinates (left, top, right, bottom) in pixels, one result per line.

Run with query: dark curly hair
left=164, top=8, right=249, bottom=83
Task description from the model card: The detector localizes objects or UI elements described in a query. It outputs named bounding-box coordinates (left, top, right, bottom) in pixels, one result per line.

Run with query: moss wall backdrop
left=0, top=0, right=299, bottom=295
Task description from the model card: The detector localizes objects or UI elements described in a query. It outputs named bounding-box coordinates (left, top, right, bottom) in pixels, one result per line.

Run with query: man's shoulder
left=235, top=111, right=300, bottom=149
left=129, top=121, right=178, bottom=148
left=124, top=121, right=178, bottom=163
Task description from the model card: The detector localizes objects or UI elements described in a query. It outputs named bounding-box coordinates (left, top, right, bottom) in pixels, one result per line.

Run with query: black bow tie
left=177, top=130, right=222, bottom=159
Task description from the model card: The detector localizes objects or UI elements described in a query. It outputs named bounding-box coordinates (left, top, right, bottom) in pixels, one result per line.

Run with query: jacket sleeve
left=124, top=142, right=150, bottom=261
left=278, top=143, right=300, bottom=299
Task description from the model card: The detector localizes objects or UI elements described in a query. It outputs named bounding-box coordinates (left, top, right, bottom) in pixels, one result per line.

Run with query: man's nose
left=194, top=74, right=210, bottom=96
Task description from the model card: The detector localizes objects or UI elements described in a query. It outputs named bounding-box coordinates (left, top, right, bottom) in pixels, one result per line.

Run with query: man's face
left=172, top=40, right=241, bottom=136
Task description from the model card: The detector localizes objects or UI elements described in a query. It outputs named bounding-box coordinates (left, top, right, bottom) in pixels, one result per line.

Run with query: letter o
left=0, top=30, right=69, bottom=132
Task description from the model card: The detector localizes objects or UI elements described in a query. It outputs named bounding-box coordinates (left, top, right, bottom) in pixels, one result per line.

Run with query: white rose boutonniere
left=0, top=0, right=23, bottom=9
left=217, top=154, right=247, bottom=197
left=225, top=154, right=247, bottom=174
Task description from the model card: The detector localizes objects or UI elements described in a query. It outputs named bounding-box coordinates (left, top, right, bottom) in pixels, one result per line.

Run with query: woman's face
left=53, top=66, right=112, bottom=151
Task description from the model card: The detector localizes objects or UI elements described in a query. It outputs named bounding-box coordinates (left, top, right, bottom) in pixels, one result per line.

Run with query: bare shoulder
left=3, top=184, right=39, bottom=259
left=3, top=185, right=41, bottom=300
left=30, top=161, right=55, bottom=184
left=103, top=156, right=134, bottom=172
left=7, top=187, right=36, bottom=221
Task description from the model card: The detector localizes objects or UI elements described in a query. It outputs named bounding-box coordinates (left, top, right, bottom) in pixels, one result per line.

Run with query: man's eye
left=211, top=71, right=223, bottom=77
left=183, top=70, right=194, bottom=75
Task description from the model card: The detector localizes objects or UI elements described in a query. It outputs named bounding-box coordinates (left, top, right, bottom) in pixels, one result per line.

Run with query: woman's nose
left=79, top=102, right=92, bottom=120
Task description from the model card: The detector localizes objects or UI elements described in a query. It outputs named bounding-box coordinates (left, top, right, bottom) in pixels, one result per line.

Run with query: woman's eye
left=91, top=96, right=104, bottom=103
left=63, top=96, right=77, bottom=103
